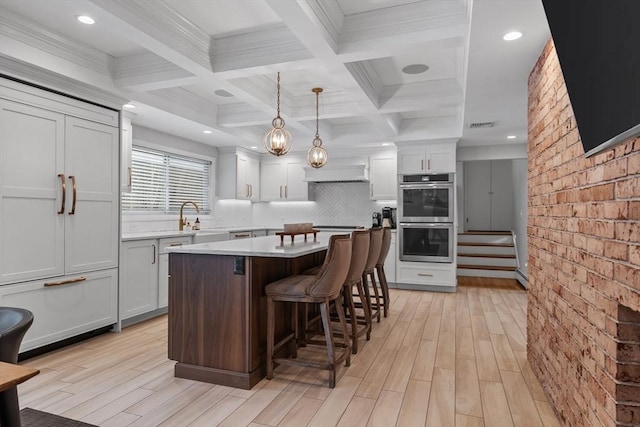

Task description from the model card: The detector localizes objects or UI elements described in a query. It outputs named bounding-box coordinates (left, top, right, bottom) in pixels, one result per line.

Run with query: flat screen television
left=542, top=0, right=640, bottom=156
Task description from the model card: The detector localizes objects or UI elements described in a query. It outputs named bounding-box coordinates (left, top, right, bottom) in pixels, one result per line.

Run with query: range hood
left=303, top=160, right=369, bottom=182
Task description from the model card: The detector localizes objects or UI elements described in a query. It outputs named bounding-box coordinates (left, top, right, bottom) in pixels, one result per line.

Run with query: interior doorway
left=464, top=159, right=514, bottom=231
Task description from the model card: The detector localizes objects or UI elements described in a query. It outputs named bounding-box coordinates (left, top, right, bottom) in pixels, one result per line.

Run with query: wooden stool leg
left=334, top=293, right=351, bottom=366
left=377, top=265, right=389, bottom=318
left=369, top=271, right=382, bottom=323
left=291, top=301, right=298, bottom=358
left=355, top=278, right=372, bottom=340
left=267, top=296, right=275, bottom=380
left=319, top=299, right=336, bottom=388
left=344, top=284, right=358, bottom=353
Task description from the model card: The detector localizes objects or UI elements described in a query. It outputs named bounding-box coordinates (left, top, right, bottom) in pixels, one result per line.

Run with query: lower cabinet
left=120, top=236, right=194, bottom=321
left=0, top=268, right=118, bottom=352
left=396, top=261, right=456, bottom=290
left=120, top=239, right=159, bottom=320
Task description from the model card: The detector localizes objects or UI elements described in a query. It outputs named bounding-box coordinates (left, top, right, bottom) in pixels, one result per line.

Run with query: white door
left=0, top=100, right=65, bottom=284
left=490, top=160, right=513, bottom=230
left=260, top=161, right=285, bottom=201
left=120, top=240, right=158, bottom=319
left=64, top=117, right=119, bottom=274
left=465, top=161, right=491, bottom=230
left=285, top=160, right=307, bottom=200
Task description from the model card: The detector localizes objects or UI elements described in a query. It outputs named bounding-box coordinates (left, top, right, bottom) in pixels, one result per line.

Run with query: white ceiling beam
left=114, top=52, right=198, bottom=91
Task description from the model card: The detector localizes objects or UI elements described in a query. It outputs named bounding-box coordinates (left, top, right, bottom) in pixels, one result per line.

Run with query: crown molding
left=0, top=55, right=126, bottom=110
left=300, top=0, right=344, bottom=48
left=114, top=52, right=197, bottom=91
left=344, top=61, right=382, bottom=108
left=0, top=7, right=113, bottom=77
left=89, top=0, right=210, bottom=72
left=211, top=25, right=312, bottom=73
left=339, top=1, right=469, bottom=53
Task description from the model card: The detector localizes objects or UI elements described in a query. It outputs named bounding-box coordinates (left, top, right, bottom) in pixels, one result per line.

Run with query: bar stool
left=0, top=307, right=34, bottom=427
left=341, top=229, right=371, bottom=353
left=266, top=234, right=352, bottom=388
left=376, top=228, right=392, bottom=318
left=361, top=227, right=383, bottom=323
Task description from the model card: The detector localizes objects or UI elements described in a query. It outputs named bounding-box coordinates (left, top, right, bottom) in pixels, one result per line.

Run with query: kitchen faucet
left=179, top=201, right=199, bottom=231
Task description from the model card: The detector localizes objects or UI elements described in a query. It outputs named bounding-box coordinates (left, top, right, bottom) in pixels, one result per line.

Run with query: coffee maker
left=372, top=212, right=382, bottom=227
left=381, top=207, right=396, bottom=229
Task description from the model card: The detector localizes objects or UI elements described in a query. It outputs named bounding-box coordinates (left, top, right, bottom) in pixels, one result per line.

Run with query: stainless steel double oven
left=398, top=173, right=454, bottom=263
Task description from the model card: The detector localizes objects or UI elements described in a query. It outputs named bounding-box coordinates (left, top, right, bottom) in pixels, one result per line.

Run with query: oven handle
left=398, top=183, right=453, bottom=190
left=399, top=222, right=453, bottom=228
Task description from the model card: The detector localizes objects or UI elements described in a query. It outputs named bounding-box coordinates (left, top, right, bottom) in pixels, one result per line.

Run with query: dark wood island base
left=168, top=250, right=325, bottom=389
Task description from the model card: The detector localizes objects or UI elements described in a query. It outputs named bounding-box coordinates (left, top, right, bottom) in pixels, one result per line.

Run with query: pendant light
left=307, top=87, right=327, bottom=169
left=263, top=72, right=292, bottom=156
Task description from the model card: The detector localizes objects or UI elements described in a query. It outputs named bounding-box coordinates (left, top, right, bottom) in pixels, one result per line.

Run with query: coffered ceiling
left=0, top=0, right=549, bottom=154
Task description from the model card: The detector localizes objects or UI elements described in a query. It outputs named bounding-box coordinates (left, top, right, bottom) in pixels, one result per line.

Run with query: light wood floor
left=18, top=279, right=561, bottom=427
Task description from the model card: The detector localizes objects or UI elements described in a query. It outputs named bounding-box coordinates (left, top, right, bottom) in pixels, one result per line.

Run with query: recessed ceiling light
left=76, top=15, right=95, bottom=25
left=382, top=143, right=391, bottom=146
left=402, top=64, right=429, bottom=75
left=123, top=103, right=136, bottom=109
left=203, top=130, right=213, bottom=134
left=503, top=31, right=523, bottom=41
left=250, top=146, right=258, bottom=149
left=507, top=135, right=517, bottom=139
left=214, top=89, right=234, bottom=98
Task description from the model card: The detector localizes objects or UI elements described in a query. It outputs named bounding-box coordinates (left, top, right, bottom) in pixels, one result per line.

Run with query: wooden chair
left=341, top=229, right=371, bottom=353
left=375, top=228, right=392, bottom=318
left=266, top=234, right=352, bottom=388
left=361, top=227, right=384, bottom=323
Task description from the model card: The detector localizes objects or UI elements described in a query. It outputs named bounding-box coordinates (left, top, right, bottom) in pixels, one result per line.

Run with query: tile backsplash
left=122, top=182, right=396, bottom=232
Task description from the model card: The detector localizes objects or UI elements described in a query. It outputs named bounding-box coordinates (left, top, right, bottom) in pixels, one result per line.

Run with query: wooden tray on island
left=275, top=229, right=319, bottom=245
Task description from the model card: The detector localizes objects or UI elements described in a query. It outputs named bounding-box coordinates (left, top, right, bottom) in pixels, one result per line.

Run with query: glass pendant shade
left=264, top=72, right=292, bottom=156
left=307, top=87, right=327, bottom=168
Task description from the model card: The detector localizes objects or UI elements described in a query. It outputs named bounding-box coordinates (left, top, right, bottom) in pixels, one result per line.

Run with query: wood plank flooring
left=17, top=279, right=560, bottom=427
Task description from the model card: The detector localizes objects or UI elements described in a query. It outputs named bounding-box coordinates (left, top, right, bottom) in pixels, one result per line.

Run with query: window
left=122, top=147, right=211, bottom=213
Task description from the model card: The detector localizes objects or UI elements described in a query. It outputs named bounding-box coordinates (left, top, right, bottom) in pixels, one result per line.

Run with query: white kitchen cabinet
left=397, top=142, right=456, bottom=174
left=0, top=88, right=119, bottom=285
left=396, top=261, right=456, bottom=289
left=120, top=239, right=159, bottom=320
left=260, top=158, right=308, bottom=201
left=217, top=148, right=260, bottom=201
left=0, top=268, right=118, bottom=352
left=158, top=236, right=192, bottom=308
left=121, top=113, right=133, bottom=193
left=369, top=153, right=397, bottom=200
left=252, top=229, right=267, bottom=237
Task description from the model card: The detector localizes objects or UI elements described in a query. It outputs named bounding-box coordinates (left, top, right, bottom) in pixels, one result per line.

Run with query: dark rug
left=20, top=408, right=98, bottom=427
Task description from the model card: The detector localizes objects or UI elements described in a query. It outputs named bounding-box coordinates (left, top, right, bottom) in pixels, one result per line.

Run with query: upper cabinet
left=369, top=152, right=397, bottom=200
left=217, top=149, right=260, bottom=201
left=397, top=142, right=456, bottom=174
left=120, top=113, right=133, bottom=193
left=260, top=157, right=308, bottom=201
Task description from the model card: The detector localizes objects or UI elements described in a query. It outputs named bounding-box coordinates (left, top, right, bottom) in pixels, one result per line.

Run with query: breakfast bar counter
left=166, top=234, right=339, bottom=389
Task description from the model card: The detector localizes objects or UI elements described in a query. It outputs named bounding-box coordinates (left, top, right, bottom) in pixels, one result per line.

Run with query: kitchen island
left=166, top=233, right=340, bottom=389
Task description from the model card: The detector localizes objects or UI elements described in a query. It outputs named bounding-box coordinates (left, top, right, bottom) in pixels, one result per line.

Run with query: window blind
left=122, top=147, right=211, bottom=213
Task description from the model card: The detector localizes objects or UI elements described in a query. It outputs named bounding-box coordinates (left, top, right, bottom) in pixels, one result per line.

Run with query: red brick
left=615, top=176, right=640, bottom=198
left=603, top=241, right=628, bottom=261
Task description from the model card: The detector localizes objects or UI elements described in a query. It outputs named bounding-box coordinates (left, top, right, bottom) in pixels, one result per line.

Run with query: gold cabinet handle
left=44, top=276, right=86, bottom=287
left=57, top=174, right=66, bottom=214
left=69, top=175, right=77, bottom=215
left=285, top=185, right=288, bottom=198
left=169, top=243, right=183, bottom=247
left=249, top=184, right=252, bottom=198
left=128, top=166, right=132, bottom=187
left=279, top=185, right=283, bottom=199
left=421, top=160, right=424, bottom=170
left=152, top=244, right=156, bottom=264
left=234, top=233, right=250, bottom=238
left=371, top=184, right=374, bottom=196
left=418, top=273, right=433, bottom=277
left=427, top=159, right=430, bottom=170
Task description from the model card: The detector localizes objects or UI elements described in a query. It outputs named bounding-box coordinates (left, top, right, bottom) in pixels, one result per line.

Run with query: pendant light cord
left=276, top=72, right=281, bottom=119
left=315, top=89, right=319, bottom=138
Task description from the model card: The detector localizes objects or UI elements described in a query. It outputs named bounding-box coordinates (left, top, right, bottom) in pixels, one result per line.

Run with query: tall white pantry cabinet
left=0, top=78, right=119, bottom=352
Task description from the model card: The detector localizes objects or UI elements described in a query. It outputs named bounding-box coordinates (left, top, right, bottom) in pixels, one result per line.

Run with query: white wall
left=511, top=158, right=528, bottom=286
left=457, top=143, right=527, bottom=161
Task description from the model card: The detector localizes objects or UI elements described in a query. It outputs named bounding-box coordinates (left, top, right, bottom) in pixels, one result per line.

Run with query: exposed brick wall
left=527, top=39, right=640, bottom=427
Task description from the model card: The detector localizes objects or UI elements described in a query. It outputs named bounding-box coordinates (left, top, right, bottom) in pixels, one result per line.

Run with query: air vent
left=469, top=121, right=496, bottom=128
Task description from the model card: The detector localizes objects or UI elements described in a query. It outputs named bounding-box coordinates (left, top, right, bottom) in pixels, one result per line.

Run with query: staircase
left=457, top=231, right=517, bottom=278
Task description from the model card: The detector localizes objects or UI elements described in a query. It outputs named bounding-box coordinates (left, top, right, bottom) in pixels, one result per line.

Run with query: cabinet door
left=247, top=157, right=260, bottom=201
left=397, top=148, right=426, bottom=174
left=120, top=240, right=158, bottom=319
left=236, top=156, right=249, bottom=199
left=0, top=268, right=118, bottom=352
left=284, top=160, right=308, bottom=200
left=425, top=144, right=455, bottom=173
left=0, top=100, right=65, bottom=284
left=65, top=117, right=119, bottom=274
left=121, top=116, right=132, bottom=192
left=158, top=236, right=192, bottom=308
left=260, top=161, right=285, bottom=201
left=370, top=155, right=397, bottom=200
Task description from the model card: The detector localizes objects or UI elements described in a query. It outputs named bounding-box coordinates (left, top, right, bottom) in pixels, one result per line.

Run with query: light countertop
left=121, top=226, right=271, bottom=241
left=166, top=231, right=348, bottom=258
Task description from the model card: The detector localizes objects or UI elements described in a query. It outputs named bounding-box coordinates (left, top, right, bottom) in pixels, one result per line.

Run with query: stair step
left=457, top=264, right=517, bottom=271
left=457, top=268, right=517, bottom=279
left=458, top=242, right=514, bottom=247
left=458, top=253, right=516, bottom=259
left=459, top=231, right=512, bottom=235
